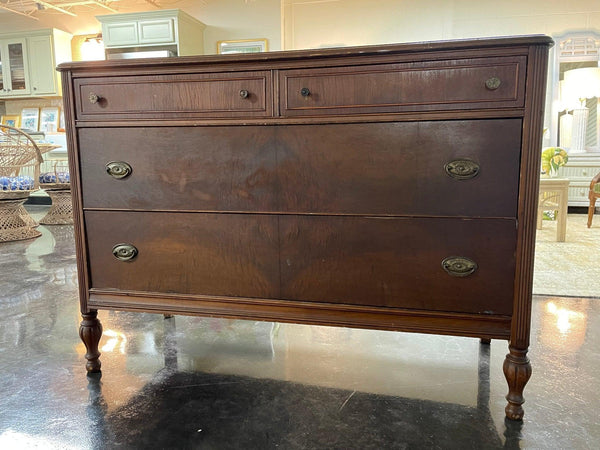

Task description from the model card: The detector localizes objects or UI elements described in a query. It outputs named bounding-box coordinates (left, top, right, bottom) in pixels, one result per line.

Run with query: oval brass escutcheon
left=485, top=77, right=501, bottom=90
left=441, top=256, right=478, bottom=277
left=112, top=244, right=138, bottom=261
left=106, top=161, right=132, bottom=179
left=444, top=159, right=480, bottom=180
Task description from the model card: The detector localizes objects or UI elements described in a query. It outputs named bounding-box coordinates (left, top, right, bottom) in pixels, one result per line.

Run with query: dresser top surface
left=58, top=35, right=553, bottom=73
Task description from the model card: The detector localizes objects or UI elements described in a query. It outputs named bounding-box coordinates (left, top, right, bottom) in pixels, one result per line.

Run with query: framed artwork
left=40, top=107, right=60, bottom=133
left=1, top=115, right=20, bottom=128
left=217, top=38, right=268, bottom=54
left=20, top=108, right=40, bottom=131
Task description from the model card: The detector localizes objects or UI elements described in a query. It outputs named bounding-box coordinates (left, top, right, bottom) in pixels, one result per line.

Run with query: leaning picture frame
left=1, top=115, right=20, bottom=128
left=20, top=108, right=40, bottom=132
left=217, top=38, right=268, bottom=54
left=40, top=107, right=60, bottom=133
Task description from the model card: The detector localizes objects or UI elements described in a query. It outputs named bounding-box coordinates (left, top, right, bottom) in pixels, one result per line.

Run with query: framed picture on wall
left=20, top=108, right=40, bottom=131
left=217, top=38, right=268, bottom=54
left=59, top=109, right=65, bottom=131
left=40, top=107, right=60, bottom=133
left=1, top=115, right=20, bottom=128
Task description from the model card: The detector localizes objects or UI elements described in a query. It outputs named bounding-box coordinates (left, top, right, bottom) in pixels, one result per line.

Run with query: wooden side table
left=537, top=178, right=569, bottom=242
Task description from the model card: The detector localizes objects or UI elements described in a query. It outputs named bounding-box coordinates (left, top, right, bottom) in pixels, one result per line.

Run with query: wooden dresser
left=58, top=36, right=552, bottom=421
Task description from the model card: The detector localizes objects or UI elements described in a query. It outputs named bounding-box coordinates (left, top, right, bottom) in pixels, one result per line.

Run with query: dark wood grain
left=79, top=120, right=522, bottom=218
left=281, top=56, right=526, bottom=116
left=61, top=37, right=552, bottom=420
left=78, top=127, right=278, bottom=212
left=87, top=290, right=512, bottom=340
left=275, top=120, right=522, bottom=217
left=75, top=71, right=271, bottom=120
left=84, top=211, right=279, bottom=298
left=279, top=216, right=516, bottom=315
left=57, top=35, right=552, bottom=74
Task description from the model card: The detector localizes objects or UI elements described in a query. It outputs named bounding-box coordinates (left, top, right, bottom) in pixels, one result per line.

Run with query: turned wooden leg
left=503, top=346, right=531, bottom=421
left=588, top=197, right=596, bottom=228
left=79, top=311, right=103, bottom=373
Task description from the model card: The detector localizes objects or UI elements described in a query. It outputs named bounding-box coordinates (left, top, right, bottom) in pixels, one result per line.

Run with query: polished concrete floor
left=1, top=206, right=599, bottom=449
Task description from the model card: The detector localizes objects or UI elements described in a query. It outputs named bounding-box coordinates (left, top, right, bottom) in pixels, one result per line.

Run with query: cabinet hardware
left=441, top=256, right=478, bottom=277
left=300, top=87, right=311, bottom=97
left=105, top=161, right=132, bottom=179
left=485, top=77, right=501, bottom=90
left=444, top=159, right=480, bottom=180
left=89, top=92, right=101, bottom=104
left=112, top=244, right=138, bottom=261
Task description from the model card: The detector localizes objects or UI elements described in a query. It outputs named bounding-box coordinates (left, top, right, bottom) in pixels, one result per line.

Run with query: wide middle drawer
left=79, top=119, right=521, bottom=217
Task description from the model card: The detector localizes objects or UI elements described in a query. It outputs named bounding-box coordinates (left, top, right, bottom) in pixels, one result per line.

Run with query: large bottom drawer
left=85, top=211, right=280, bottom=299
left=279, top=216, right=516, bottom=315
left=85, top=211, right=516, bottom=315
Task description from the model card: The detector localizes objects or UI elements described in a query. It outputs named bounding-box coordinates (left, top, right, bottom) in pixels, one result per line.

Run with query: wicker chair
left=39, top=158, right=73, bottom=225
left=0, top=124, right=44, bottom=242
left=587, top=171, right=600, bottom=228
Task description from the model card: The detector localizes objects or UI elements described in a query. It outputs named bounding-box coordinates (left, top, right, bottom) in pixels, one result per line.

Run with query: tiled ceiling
left=0, top=0, right=192, bottom=19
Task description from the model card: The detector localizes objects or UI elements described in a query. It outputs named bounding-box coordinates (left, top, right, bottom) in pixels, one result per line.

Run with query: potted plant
left=541, top=147, right=568, bottom=177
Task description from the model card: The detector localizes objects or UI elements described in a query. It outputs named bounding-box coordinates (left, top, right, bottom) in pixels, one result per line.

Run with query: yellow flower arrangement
left=541, top=147, right=568, bottom=176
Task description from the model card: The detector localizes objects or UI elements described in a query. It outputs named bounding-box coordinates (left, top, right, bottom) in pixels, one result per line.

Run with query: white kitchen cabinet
left=0, top=29, right=72, bottom=99
left=0, top=38, right=30, bottom=96
left=97, top=9, right=205, bottom=57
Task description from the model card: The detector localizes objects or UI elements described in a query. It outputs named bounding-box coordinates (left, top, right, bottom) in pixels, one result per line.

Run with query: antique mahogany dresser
left=58, top=35, right=552, bottom=420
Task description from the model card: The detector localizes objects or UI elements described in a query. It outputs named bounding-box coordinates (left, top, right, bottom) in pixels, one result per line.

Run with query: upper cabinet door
left=138, top=19, right=175, bottom=44
left=28, top=35, right=57, bottom=95
left=103, top=22, right=139, bottom=47
left=0, top=38, right=30, bottom=96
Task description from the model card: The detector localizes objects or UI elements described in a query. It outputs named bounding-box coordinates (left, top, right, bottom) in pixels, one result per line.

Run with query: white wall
left=282, top=0, right=600, bottom=49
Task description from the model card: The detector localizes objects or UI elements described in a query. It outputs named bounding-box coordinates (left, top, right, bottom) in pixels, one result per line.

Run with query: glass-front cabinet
left=0, top=38, right=31, bottom=96
left=0, top=29, right=73, bottom=99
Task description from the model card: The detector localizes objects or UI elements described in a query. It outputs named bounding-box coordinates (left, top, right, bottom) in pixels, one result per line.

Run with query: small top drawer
left=280, top=56, right=526, bottom=116
left=74, top=71, right=272, bottom=120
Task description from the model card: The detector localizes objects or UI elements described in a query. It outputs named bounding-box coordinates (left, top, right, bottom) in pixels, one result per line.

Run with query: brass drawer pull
left=106, top=161, right=132, bottom=179
left=300, top=87, right=311, bottom=97
left=442, top=256, right=478, bottom=277
left=239, top=89, right=249, bottom=99
left=89, top=92, right=101, bottom=104
left=444, top=159, right=480, bottom=180
left=112, top=244, right=138, bottom=261
left=485, top=77, right=501, bottom=90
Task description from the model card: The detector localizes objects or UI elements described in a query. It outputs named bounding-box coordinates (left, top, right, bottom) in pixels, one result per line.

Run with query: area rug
left=534, top=213, right=600, bottom=298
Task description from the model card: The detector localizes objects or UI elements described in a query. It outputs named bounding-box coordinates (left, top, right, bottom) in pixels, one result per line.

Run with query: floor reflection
left=1, top=207, right=599, bottom=449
